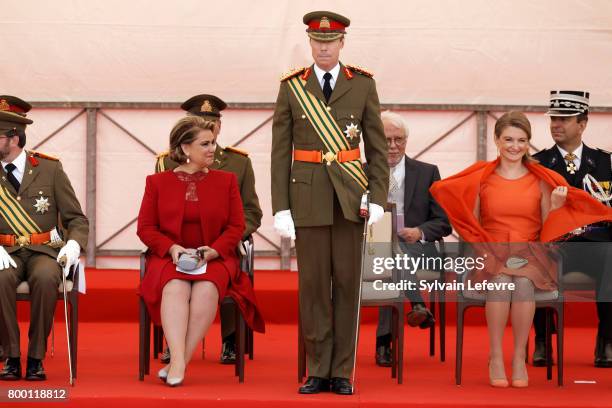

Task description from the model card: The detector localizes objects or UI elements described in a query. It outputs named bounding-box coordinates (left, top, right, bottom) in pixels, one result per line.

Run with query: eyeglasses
left=386, top=137, right=407, bottom=146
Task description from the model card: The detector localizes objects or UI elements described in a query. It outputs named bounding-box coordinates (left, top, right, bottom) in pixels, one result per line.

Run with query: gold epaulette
left=345, top=64, right=374, bottom=78
left=29, top=150, right=59, bottom=161
left=280, top=67, right=306, bottom=82
left=225, top=146, right=249, bottom=157
left=156, top=151, right=170, bottom=159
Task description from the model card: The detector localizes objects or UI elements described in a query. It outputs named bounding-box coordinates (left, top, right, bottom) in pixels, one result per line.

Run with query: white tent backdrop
left=2, top=1, right=612, bottom=269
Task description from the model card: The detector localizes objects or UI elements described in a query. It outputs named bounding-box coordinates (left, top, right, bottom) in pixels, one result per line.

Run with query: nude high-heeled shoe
left=489, top=359, right=509, bottom=388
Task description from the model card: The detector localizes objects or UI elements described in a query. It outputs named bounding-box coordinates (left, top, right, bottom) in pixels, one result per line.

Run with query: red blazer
left=137, top=169, right=264, bottom=332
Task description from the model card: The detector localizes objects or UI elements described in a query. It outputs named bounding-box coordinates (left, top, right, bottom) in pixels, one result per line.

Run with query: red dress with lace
left=137, top=169, right=265, bottom=332
left=156, top=171, right=229, bottom=296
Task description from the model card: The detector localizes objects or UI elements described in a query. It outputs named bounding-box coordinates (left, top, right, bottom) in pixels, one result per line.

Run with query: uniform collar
left=556, top=143, right=583, bottom=161
left=313, top=62, right=340, bottom=90
left=1, top=149, right=26, bottom=174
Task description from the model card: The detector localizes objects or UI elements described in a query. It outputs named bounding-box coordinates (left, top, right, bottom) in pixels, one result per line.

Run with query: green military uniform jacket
left=271, top=63, right=389, bottom=226
left=0, top=151, right=88, bottom=257
left=155, top=145, right=262, bottom=239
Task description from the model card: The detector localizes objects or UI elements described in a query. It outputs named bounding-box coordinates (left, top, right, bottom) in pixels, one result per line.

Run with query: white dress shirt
left=1, top=150, right=27, bottom=184
left=557, top=143, right=583, bottom=171
left=388, top=156, right=406, bottom=215
left=313, top=63, right=340, bottom=91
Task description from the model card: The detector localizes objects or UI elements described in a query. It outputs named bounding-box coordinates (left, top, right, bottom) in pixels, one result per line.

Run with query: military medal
left=344, top=123, right=360, bottom=140
left=33, top=196, right=50, bottom=214
left=564, top=152, right=577, bottom=174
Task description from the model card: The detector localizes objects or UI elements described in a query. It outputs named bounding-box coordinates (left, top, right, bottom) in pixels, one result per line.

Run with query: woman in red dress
left=137, top=116, right=264, bottom=387
left=431, top=112, right=612, bottom=388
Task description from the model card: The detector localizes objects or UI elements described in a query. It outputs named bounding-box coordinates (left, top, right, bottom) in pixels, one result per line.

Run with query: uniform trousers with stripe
left=0, top=248, right=61, bottom=359
left=295, top=195, right=364, bottom=379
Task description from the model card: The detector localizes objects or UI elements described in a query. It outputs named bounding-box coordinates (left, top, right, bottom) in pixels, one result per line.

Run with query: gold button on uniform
left=301, top=114, right=306, bottom=119
left=292, top=178, right=296, bottom=183
left=350, top=114, right=354, bottom=119
left=16, top=196, right=21, bottom=201
left=39, top=191, right=43, bottom=195
left=326, top=106, right=332, bottom=112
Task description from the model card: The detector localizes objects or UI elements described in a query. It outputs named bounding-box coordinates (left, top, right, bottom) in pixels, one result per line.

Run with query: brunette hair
left=168, top=116, right=216, bottom=164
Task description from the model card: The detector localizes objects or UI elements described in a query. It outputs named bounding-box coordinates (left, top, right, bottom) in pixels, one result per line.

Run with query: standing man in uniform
left=156, top=94, right=263, bottom=364
left=0, top=96, right=88, bottom=380
left=271, top=11, right=388, bottom=394
left=532, top=90, right=612, bottom=368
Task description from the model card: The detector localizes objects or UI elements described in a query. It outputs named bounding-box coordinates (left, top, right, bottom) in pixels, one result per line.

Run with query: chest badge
left=33, top=196, right=50, bottom=214
left=344, top=123, right=360, bottom=140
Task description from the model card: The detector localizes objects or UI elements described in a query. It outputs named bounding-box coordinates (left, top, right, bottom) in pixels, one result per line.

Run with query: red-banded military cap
left=0, top=95, right=33, bottom=133
left=303, top=11, right=350, bottom=42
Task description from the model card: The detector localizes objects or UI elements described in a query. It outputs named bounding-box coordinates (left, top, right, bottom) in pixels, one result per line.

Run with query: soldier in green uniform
left=155, top=94, right=262, bottom=364
left=271, top=12, right=388, bottom=394
left=0, top=96, right=88, bottom=381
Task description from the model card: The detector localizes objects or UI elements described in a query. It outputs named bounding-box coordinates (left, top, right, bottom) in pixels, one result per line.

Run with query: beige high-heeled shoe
left=512, top=358, right=529, bottom=388
left=488, top=360, right=509, bottom=388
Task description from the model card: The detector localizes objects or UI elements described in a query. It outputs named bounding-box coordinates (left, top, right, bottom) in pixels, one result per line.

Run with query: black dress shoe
left=25, top=358, right=46, bottom=381
left=160, top=347, right=171, bottom=364
left=330, top=377, right=353, bottom=395
left=532, top=340, right=554, bottom=367
left=0, top=358, right=21, bottom=381
left=375, top=345, right=392, bottom=367
left=220, top=341, right=237, bottom=364
left=406, top=304, right=435, bottom=329
left=595, top=336, right=612, bottom=368
left=298, top=376, right=330, bottom=394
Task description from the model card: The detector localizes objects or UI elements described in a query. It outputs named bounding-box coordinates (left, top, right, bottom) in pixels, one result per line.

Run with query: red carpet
left=8, top=269, right=612, bottom=407
left=17, top=269, right=602, bottom=326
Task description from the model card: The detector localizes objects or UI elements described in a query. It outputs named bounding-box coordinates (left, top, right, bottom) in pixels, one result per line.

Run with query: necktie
left=389, top=172, right=399, bottom=194
left=564, top=153, right=577, bottom=175
left=5, top=163, right=20, bottom=192
left=322, top=72, right=333, bottom=102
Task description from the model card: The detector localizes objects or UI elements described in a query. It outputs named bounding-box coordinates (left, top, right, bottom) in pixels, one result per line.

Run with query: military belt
left=0, top=230, right=57, bottom=247
left=294, top=148, right=361, bottom=166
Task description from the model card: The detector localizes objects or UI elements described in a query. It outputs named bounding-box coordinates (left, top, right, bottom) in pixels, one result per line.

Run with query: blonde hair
left=169, top=116, right=216, bottom=164
left=494, top=111, right=536, bottom=163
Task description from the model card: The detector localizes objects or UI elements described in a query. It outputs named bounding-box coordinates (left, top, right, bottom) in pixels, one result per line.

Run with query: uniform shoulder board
left=156, top=150, right=170, bottom=159
left=345, top=64, right=374, bottom=78
left=225, top=146, right=249, bottom=157
left=29, top=150, right=59, bottom=161
left=280, top=67, right=306, bottom=82
left=597, top=147, right=611, bottom=155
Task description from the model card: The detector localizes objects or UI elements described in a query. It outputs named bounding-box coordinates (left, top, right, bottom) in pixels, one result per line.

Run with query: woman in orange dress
left=431, top=111, right=612, bottom=388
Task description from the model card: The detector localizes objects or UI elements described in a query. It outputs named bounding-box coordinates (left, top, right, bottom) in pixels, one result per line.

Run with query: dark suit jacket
left=401, top=156, right=452, bottom=241
left=533, top=144, right=612, bottom=242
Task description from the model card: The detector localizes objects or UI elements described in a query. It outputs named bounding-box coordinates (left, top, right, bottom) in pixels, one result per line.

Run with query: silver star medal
left=344, top=123, right=360, bottom=140
left=33, top=196, right=50, bottom=214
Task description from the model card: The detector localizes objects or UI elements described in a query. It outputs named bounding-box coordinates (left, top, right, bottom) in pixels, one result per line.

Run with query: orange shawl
left=430, top=159, right=612, bottom=243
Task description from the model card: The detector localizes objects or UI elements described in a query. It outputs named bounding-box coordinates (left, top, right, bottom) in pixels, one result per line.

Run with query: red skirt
left=140, top=255, right=231, bottom=325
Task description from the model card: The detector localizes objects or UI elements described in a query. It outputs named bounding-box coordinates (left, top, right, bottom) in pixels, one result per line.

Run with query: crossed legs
left=486, top=274, right=535, bottom=386
left=161, top=279, right=219, bottom=381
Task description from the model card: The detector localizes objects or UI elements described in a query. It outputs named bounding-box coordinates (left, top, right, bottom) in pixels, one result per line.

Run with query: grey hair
left=381, top=110, right=409, bottom=138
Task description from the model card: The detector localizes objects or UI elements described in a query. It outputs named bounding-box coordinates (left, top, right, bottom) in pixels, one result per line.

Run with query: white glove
left=0, top=246, right=16, bottom=270
left=368, top=203, right=384, bottom=226
left=57, top=240, right=80, bottom=277
left=274, top=210, right=296, bottom=240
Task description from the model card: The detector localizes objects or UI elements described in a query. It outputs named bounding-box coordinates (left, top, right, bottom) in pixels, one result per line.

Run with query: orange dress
left=478, top=172, right=555, bottom=290
left=429, top=159, right=612, bottom=291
